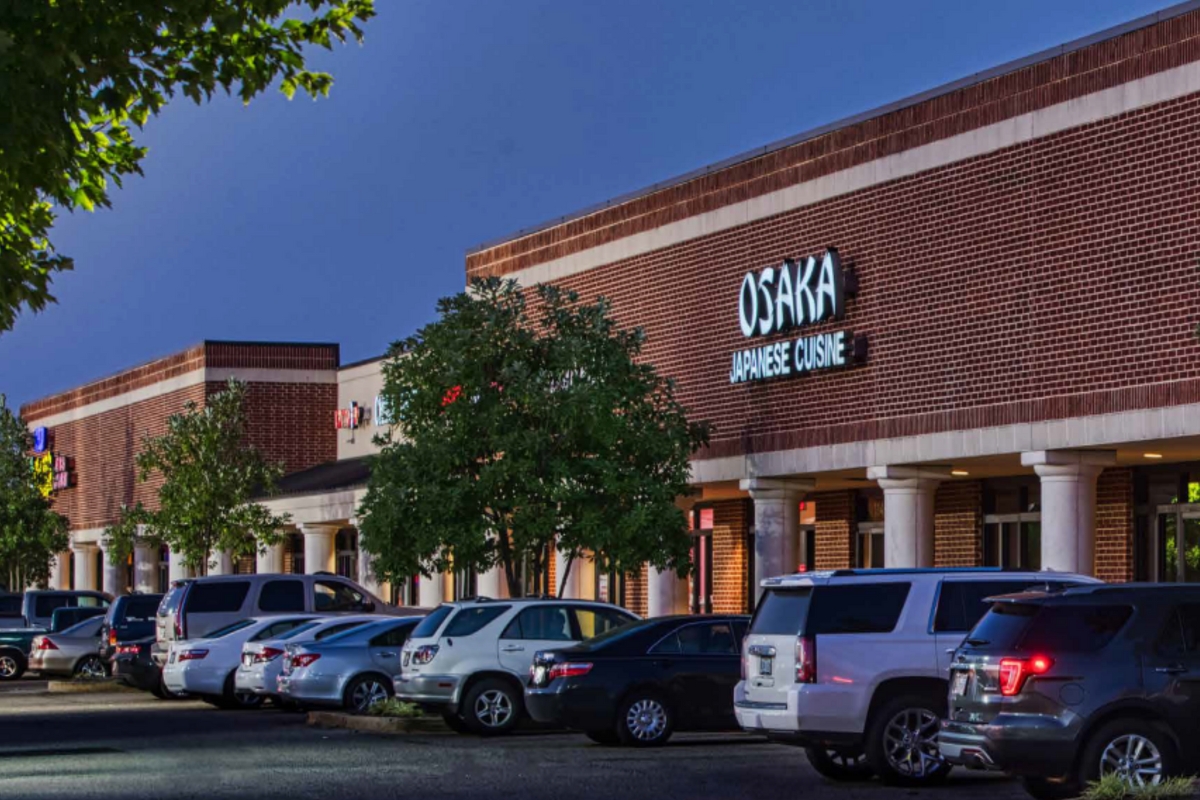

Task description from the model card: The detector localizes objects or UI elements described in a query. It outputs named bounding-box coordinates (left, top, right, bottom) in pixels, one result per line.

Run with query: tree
left=0, top=0, right=375, bottom=334
left=358, top=277, right=711, bottom=599
left=0, top=396, right=69, bottom=591
left=104, top=378, right=289, bottom=572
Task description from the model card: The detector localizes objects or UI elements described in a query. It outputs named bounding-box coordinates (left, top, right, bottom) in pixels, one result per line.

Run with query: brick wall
left=935, top=481, right=982, bottom=567
left=624, top=565, right=648, bottom=617
left=711, top=499, right=750, bottom=614
left=1096, top=468, right=1135, bottom=582
left=220, top=381, right=337, bottom=477
left=813, top=491, right=854, bottom=570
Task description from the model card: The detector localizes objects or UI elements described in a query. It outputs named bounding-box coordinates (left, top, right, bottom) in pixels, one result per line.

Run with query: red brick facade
left=710, top=500, right=751, bottom=614
left=1096, top=468, right=1135, bottom=583
left=813, top=491, right=855, bottom=571
left=935, top=482, right=983, bottom=567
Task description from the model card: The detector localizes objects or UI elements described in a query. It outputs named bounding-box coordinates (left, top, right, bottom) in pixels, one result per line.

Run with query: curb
left=307, top=710, right=450, bottom=734
left=46, top=679, right=141, bottom=695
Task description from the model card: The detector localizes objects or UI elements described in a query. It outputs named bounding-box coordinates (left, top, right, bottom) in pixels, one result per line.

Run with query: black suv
left=940, top=584, right=1200, bottom=799
left=99, top=594, right=162, bottom=663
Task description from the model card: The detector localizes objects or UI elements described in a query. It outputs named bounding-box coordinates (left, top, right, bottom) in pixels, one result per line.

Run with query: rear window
left=186, top=581, right=251, bottom=614
left=412, top=605, right=454, bottom=639
left=159, top=585, right=188, bottom=615
left=809, top=583, right=912, bottom=635
left=445, top=606, right=511, bottom=637
left=0, top=595, right=21, bottom=617
left=278, top=621, right=321, bottom=640
left=202, top=619, right=254, bottom=639
left=969, top=602, right=1132, bottom=653
left=61, top=617, right=104, bottom=637
left=34, top=595, right=74, bottom=618
left=934, top=581, right=1052, bottom=633
left=122, top=596, right=162, bottom=623
left=314, top=620, right=371, bottom=641
left=750, top=589, right=812, bottom=635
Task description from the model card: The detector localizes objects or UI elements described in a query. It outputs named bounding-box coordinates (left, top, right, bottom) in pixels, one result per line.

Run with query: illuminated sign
left=729, top=247, right=867, bottom=385
left=334, top=402, right=361, bottom=430
left=32, top=427, right=49, bottom=453
left=30, top=452, right=71, bottom=497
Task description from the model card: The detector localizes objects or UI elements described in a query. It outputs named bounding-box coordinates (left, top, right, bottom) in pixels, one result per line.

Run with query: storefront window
left=335, top=530, right=358, bottom=580
left=690, top=507, right=714, bottom=614
left=855, top=526, right=884, bottom=569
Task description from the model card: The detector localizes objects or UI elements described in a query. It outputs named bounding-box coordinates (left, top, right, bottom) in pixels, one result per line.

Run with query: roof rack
left=828, top=567, right=1005, bottom=577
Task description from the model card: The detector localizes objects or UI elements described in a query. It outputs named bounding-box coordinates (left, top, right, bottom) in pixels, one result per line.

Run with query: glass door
left=1157, top=507, right=1200, bottom=583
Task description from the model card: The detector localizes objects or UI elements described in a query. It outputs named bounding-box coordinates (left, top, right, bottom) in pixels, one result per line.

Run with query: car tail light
left=998, top=655, right=1053, bottom=696
left=36, top=638, right=59, bottom=651
left=178, top=649, right=208, bottom=662
left=548, top=662, right=593, bottom=680
left=411, top=645, right=439, bottom=665
left=174, top=582, right=191, bottom=640
left=795, top=635, right=816, bottom=683
left=116, top=644, right=141, bottom=656
left=255, top=647, right=284, bottom=663
left=291, top=653, right=321, bottom=668
left=108, top=629, right=117, bottom=646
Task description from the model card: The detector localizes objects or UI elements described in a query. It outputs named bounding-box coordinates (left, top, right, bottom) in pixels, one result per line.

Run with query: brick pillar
left=812, top=491, right=855, bottom=570
left=1095, top=468, right=1134, bottom=583
left=934, top=481, right=983, bottom=567
left=711, top=499, right=751, bottom=614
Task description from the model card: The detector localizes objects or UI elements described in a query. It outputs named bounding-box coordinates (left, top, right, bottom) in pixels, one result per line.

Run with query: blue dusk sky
left=0, top=0, right=1174, bottom=409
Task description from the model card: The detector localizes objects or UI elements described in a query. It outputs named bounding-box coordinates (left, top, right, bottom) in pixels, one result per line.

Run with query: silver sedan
left=235, top=615, right=388, bottom=699
left=277, top=618, right=419, bottom=713
left=29, top=617, right=106, bottom=678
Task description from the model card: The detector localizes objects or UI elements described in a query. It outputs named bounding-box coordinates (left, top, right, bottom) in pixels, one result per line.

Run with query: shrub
left=1082, top=775, right=1196, bottom=800
left=367, top=698, right=422, bottom=718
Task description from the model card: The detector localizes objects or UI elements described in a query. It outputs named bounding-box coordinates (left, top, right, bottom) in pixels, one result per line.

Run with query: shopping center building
left=23, top=4, right=1200, bottom=617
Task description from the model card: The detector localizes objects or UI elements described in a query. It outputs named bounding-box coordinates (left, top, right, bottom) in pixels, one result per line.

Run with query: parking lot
left=0, top=681, right=1028, bottom=800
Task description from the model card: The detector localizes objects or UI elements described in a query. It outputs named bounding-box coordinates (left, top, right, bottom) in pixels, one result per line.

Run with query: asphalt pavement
left=0, top=684, right=1029, bottom=800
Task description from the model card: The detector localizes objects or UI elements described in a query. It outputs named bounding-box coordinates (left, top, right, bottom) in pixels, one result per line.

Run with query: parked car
left=398, top=597, right=639, bottom=735
left=734, top=568, right=1099, bottom=786
left=235, top=615, right=386, bottom=700
left=0, top=590, right=111, bottom=630
left=154, top=574, right=419, bottom=668
left=526, top=614, right=749, bottom=746
left=100, top=593, right=162, bottom=663
left=0, top=606, right=109, bottom=681
left=112, top=636, right=182, bottom=699
left=940, top=584, right=1200, bottom=799
left=162, top=615, right=318, bottom=709
left=28, top=616, right=107, bottom=678
left=278, top=617, right=421, bottom=713
left=51, top=606, right=107, bottom=631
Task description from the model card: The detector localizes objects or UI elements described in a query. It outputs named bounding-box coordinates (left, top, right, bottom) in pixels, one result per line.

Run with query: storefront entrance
left=1155, top=505, right=1200, bottom=583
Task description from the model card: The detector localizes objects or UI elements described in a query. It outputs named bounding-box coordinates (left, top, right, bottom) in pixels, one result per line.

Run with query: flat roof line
left=466, top=0, right=1200, bottom=256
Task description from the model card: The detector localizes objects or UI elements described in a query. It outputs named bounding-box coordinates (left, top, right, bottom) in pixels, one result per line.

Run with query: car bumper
left=394, top=673, right=461, bottom=706
left=276, top=671, right=344, bottom=705
left=733, top=681, right=864, bottom=747
left=28, top=651, right=74, bottom=676
left=939, top=718, right=1079, bottom=777
left=113, top=657, right=159, bottom=691
left=235, top=664, right=273, bottom=696
left=162, top=662, right=225, bottom=696
left=525, top=684, right=614, bottom=730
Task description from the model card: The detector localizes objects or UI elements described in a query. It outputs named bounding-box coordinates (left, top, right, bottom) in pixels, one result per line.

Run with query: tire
left=343, top=674, right=393, bottom=714
left=1078, top=718, right=1179, bottom=789
left=586, top=729, right=620, bottom=745
left=212, top=672, right=265, bottom=710
left=0, top=650, right=26, bottom=682
left=461, top=678, right=523, bottom=736
left=441, top=710, right=472, bottom=734
left=73, top=655, right=109, bottom=679
left=1022, top=777, right=1083, bottom=800
left=864, top=693, right=951, bottom=787
left=615, top=692, right=674, bottom=747
left=805, top=746, right=874, bottom=782
left=151, top=673, right=187, bottom=701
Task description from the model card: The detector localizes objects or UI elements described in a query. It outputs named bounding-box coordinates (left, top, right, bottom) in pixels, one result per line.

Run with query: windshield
left=750, top=588, right=812, bottom=635
left=412, top=605, right=454, bottom=639
left=159, top=584, right=188, bottom=615
left=200, top=619, right=254, bottom=640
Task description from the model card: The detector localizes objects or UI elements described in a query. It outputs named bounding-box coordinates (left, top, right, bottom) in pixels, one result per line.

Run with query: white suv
left=735, top=568, right=1099, bottom=786
left=396, top=597, right=639, bottom=735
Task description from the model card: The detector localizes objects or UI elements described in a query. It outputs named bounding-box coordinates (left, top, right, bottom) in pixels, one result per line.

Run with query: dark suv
left=100, top=594, right=162, bottom=662
left=940, top=584, right=1200, bottom=799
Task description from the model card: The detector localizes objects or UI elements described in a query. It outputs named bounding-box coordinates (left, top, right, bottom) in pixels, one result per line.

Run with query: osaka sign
left=729, top=247, right=866, bottom=385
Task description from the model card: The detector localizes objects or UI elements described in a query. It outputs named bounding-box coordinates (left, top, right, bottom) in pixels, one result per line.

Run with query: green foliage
left=358, top=277, right=712, bottom=597
left=1082, top=774, right=1196, bottom=800
left=367, top=698, right=422, bottom=718
left=0, top=0, right=376, bottom=333
left=104, top=379, right=289, bottom=571
left=0, top=396, right=69, bottom=590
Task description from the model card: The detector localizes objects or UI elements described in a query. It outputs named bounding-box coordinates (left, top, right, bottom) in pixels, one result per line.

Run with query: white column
left=48, top=552, right=70, bottom=590
left=741, top=478, right=815, bottom=601
left=100, top=545, right=126, bottom=596
left=168, top=549, right=193, bottom=584
left=648, top=566, right=689, bottom=617
left=555, top=547, right=584, bottom=599
left=207, top=550, right=236, bottom=576
left=476, top=566, right=509, bottom=599
left=301, top=525, right=337, bottom=574
left=257, top=541, right=286, bottom=576
left=417, top=571, right=445, bottom=608
left=867, top=466, right=950, bottom=568
left=1021, top=450, right=1116, bottom=576
left=72, top=544, right=97, bottom=591
left=133, top=543, right=159, bottom=594
left=349, top=519, right=389, bottom=600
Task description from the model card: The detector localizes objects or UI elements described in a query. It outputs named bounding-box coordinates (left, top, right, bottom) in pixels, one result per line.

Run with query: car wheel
left=462, top=678, right=523, bottom=736
left=212, top=672, right=264, bottom=710
left=344, top=675, right=393, bottom=714
left=1021, top=777, right=1082, bottom=800
left=1079, top=718, right=1179, bottom=789
left=585, top=729, right=620, bottom=745
left=151, top=673, right=187, bottom=701
left=74, top=655, right=109, bottom=679
left=0, top=651, right=26, bottom=682
left=805, top=747, right=874, bottom=782
left=441, top=710, right=472, bottom=734
left=616, top=692, right=674, bottom=747
left=864, top=694, right=951, bottom=786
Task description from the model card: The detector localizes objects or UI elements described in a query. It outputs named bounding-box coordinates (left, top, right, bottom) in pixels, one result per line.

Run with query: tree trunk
left=557, top=552, right=575, bottom=599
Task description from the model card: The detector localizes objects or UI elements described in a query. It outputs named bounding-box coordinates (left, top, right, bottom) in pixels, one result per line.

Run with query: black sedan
left=525, top=614, right=749, bottom=747
left=112, top=636, right=182, bottom=699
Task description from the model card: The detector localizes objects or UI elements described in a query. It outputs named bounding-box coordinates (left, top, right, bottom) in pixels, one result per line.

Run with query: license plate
left=759, top=657, right=773, bottom=676
left=952, top=671, right=968, bottom=696
left=168, top=651, right=176, bottom=664
left=533, top=665, right=547, bottom=685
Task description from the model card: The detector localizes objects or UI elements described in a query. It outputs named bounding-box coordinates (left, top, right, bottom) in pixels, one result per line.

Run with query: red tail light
left=795, top=636, right=816, bottom=683
left=116, top=644, right=141, bottom=656
left=255, top=647, right=284, bottom=663
left=291, top=653, right=321, bottom=668
left=178, top=649, right=208, bottom=662
left=548, top=662, right=592, bottom=680
left=108, top=630, right=117, bottom=646
left=37, top=638, right=59, bottom=651
left=998, top=655, right=1053, bottom=696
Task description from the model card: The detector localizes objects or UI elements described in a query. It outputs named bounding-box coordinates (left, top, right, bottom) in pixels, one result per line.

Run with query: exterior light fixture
left=951, top=470, right=969, bottom=476
left=1145, top=453, right=1163, bottom=459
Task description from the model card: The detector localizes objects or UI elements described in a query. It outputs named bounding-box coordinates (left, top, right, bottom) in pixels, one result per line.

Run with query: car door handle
left=1156, top=664, right=1188, bottom=674
left=501, top=645, right=525, bottom=653
left=379, top=652, right=397, bottom=658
